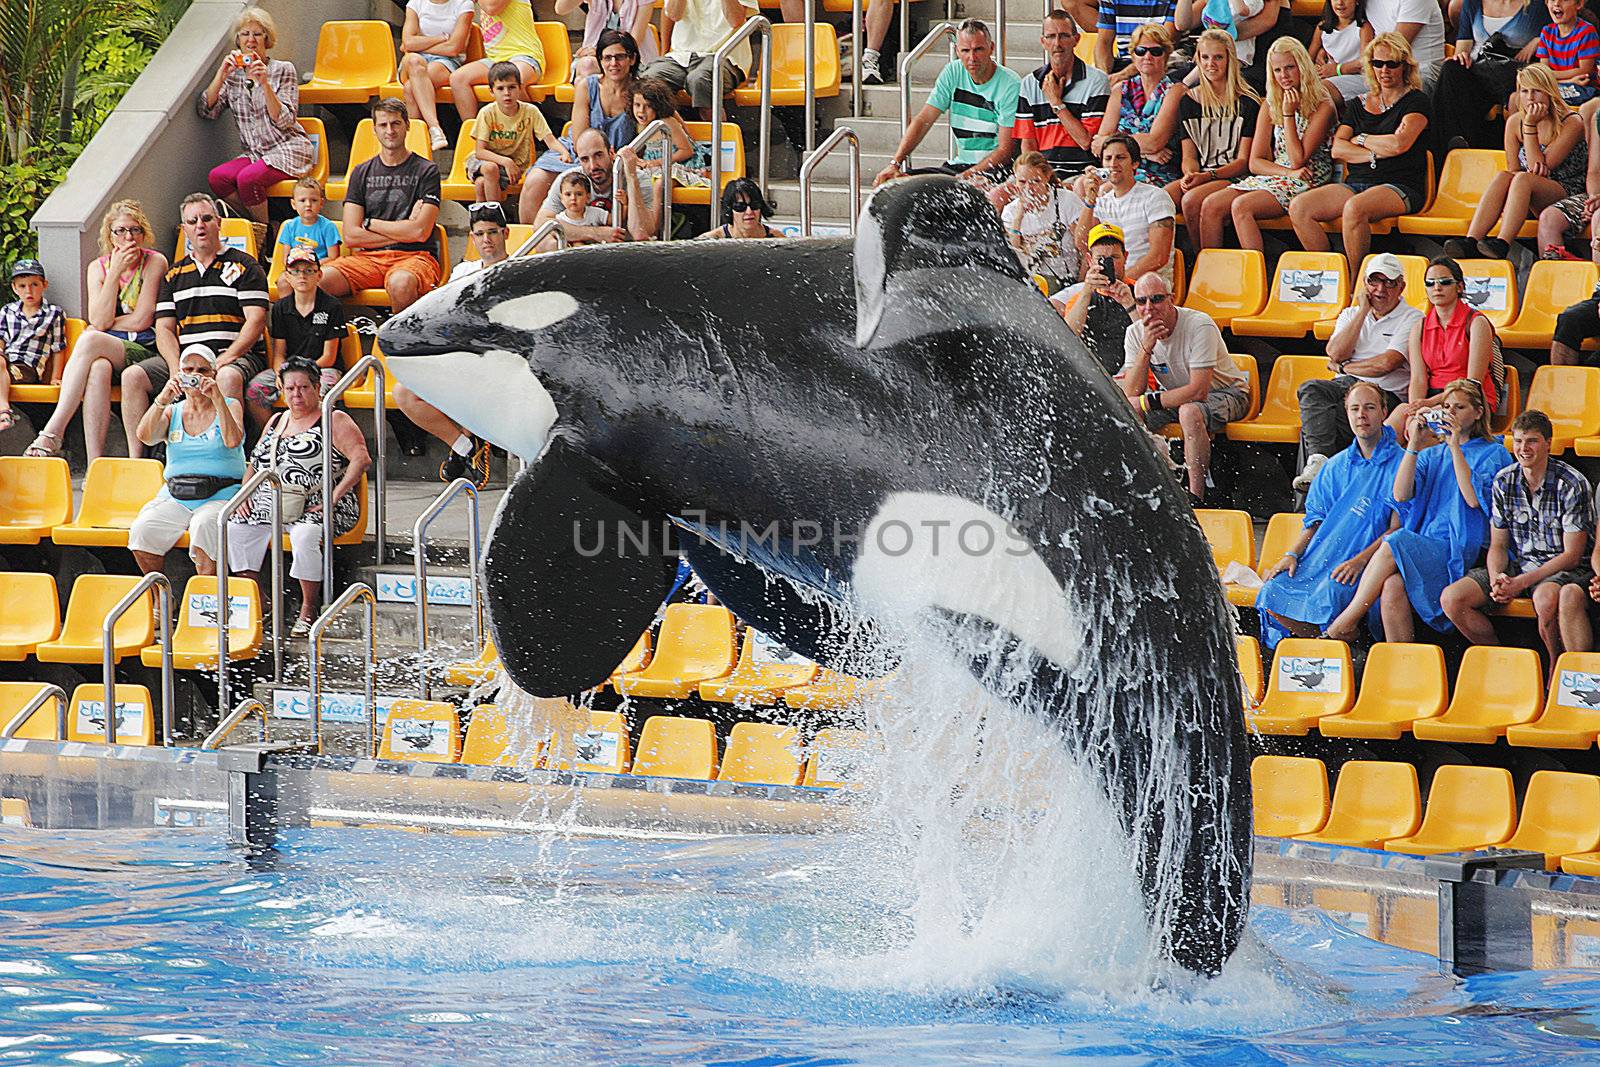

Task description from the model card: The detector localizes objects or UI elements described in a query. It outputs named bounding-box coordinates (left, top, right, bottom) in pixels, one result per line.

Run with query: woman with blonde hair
left=1199, top=37, right=1335, bottom=250
left=1446, top=63, right=1586, bottom=260
left=1175, top=29, right=1261, bottom=248
left=1095, top=23, right=1185, bottom=189
left=23, top=200, right=169, bottom=460
left=1287, top=32, right=1432, bottom=277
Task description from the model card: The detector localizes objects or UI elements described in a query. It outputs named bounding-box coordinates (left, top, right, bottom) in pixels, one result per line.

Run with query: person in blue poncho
left=1322, top=377, right=1510, bottom=642
left=1258, top=380, right=1404, bottom=647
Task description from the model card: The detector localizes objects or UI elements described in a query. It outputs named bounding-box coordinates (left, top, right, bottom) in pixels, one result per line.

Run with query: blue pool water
left=0, top=826, right=1598, bottom=1064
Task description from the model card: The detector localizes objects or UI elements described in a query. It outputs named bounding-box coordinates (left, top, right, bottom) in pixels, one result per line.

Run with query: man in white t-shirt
left=1120, top=273, right=1250, bottom=503
left=1327, top=0, right=1444, bottom=98
left=451, top=201, right=512, bottom=281
left=641, top=0, right=759, bottom=118
left=1074, top=134, right=1174, bottom=284
left=1293, top=252, right=1422, bottom=488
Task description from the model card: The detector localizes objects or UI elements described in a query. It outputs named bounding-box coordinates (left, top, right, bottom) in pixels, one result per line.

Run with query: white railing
left=412, top=478, right=483, bottom=699
left=103, top=572, right=173, bottom=746
left=709, top=16, right=773, bottom=232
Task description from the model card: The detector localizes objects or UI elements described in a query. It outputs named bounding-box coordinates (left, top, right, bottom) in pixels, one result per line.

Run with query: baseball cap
left=179, top=343, right=217, bottom=366
left=1365, top=253, right=1406, bottom=281
left=284, top=245, right=320, bottom=268
left=9, top=259, right=45, bottom=281
left=1087, top=223, right=1125, bottom=249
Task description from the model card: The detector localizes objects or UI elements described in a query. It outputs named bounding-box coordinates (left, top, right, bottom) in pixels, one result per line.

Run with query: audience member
left=1053, top=222, right=1134, bottom=375
left=1096, top=0, right=1177, bottom=79
left=1433, top=0, right=1548, bottom=150
left=449, top=0, right=547, bottom=122
left=1073, top=134, right=1176, bottom=283
left=552, top=172, right=616, bottom=244
left=122, top=192, right=268, bottom=460
left=273, top=178, right=341, bottom=296
left=1120, top=273, right=1251, bottom=503
left=697, top=178, right=786, bottom=239
left=198, top=8, right=313, bottom=229
left=523, top=30, right=640, bottom=211
left=1311, top=0, right=1373, bottom=81
left=1096, top=23, right=1184, bottom=187
left=0, top=259, right=64, bottom=434
left=1442, top=409, right=1594, bottom=663
left=227, top=360, right=371, bottom=636
left=126, top=344, right=245, bottom=576
left=620, top=77, right=696, bottom=210
left=1535, top=0, right=1598, bottom=104
left=532, top=128, right=641, bottom=239
left=468, top=61, right=568, bottom=208
left=452, top=202, right=513, bottom=279
left=640, top=0, right=757, bottom=120
left=1257, top=381, right=1403, bottom=646
left=851, top=0, right=898, bottom=85
left=556, top=0, right=656, bottom=83
left=1174, top=0, right=1276, bottom=73
left=1003, top=151, right=1086, bottom=290
left=1535, top=96, right=1600, bottom=263
left=245, top=246, right=346, bottom=428
left=1550, top=231, right=1600, bottom=364
left=1325, top=0, right=1445, bottom=98
left=1394, top=256, right=1500, bottom=431
left=1013, top=13, right=1111, bottom=180
left=1175, top=29, right=1262, bottom=248
left=398, top=0, right=476, bottom=151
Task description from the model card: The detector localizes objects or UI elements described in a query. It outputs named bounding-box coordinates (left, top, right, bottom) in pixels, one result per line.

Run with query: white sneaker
left=861, top=49, right=884, bottom=86
left=1293, top=453, right=1329, bottom=490
left=429, top=126, right=449, bottom=151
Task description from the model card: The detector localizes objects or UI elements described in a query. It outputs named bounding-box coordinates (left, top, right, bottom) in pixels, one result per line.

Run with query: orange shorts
left=326, top=249, right=441, bottom=294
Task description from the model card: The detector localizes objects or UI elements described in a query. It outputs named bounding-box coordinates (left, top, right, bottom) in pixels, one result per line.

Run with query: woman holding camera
left=1389, top=256, right=1500, bottom=437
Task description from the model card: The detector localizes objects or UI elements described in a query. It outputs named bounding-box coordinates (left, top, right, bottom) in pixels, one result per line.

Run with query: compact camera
left=177, top=373, right=202, bottom=389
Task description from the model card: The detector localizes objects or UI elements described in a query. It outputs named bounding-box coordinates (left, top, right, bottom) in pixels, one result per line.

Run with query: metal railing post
left=611, top=118, right=675, bottom=241
left=710, top=16, right=772, bottom=232
left=214, top=470, right=284, bottom=717
left=997, top=0, right=1006, bottom=65
left=511, top=218, right=569, bottom=257
left=102, top=573, right=172, bottom=746
left=800, top=126, right=862, bottom=235
left=203, top=697, right=270, bottom=749
left=308, top=583, right=377, bottom=756
left=412, top=478, right=483, bottom=699
left=1, top=684, right=67, bottom=740
left=321, top=357, right=387, bottom=610
left=901, top=23, right=959, bottom=161
left=804, top=2, right=816, bottom=153
left=851, top=0, right=862, bottom=117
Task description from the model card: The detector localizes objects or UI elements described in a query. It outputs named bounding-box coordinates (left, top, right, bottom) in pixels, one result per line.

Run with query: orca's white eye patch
left=486, top=291, right=580, bottom=333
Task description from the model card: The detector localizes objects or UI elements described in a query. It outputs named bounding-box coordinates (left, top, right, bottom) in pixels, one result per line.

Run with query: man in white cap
left=1294, top=252, right=1420, bottom=490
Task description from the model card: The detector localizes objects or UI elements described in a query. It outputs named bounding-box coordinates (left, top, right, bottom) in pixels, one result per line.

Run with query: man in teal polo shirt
left=873, top=19, right=1021, bottom=187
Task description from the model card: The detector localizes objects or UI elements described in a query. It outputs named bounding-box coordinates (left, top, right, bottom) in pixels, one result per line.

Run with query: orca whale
left=376, top=176, right=1252, bottom=977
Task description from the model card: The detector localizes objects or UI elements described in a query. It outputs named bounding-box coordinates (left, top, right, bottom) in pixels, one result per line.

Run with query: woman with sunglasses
left=523, top=30, right=642, bottom=214
left=1391, top=257, right=1501, bottom=438
left=1287, top=32, right=1431, bottom=278
left=1174, top=29, right=1262, bottom=250
left=697, top=178, right=785, bottom=239
left=1096, top=24, right=1184, bottom=190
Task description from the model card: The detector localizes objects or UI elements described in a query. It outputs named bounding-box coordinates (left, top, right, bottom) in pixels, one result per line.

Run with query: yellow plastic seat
left=545, top=709, right=631, bottom=773
left=700, top=630, right=820, bottom=705
left=1227, top=511, right=1302, bottom=607
left=441, top=119, right=526, bottom=202
left=1312, top=254, right=1430, bottom=339
left=445, top=635, right=500, bottom=687
left=803, top=727, right=871, bottom=787
left=0, top=573, right=59, bottom=660
left=1503, top=771, right=1600, bottom=870
left=632, top=715, right=718, bottom=779
left=1499, top=261, right=1599, bottom=350
left=0, top=457, right=72, bottom=544
left=1508, top=652, right=1600, bottom=749
left=1503, top=366, right=1600, bottom=455
left=1560, top=851, right=1600, bottom=876
left=606, top=632, right=654, bottom=690
left=1459, top=257, right=1518, bottom=330
left=1492, top=363, right=1523, bottom=434
left=613, top=604, right=736, bottom=699
left=378, top=699, right=462, bottom=763
left=732, top=23, right=840, bottom=107
left=1195, top=508, right=1254, bottom=573
left=176, top=216, right=258, bottom=261
left=1397, top=149, right=1506, bottom=235
left=0, top=682, right=65, bottom=740
left=1247, top=637, right=1355, bottom=735
left=1413, top=646, right=1543, bottom=744
left=299, top=21, right=397, bottom=105
left=7, top=318, right=80, bottom=404
left=1182, top=249, right=1266, bottom=329
left=717, top=722, right=804, bottom=785
left=1383, top=765, right=1516, bottom=856
left=52, top=458, right=165, bottom=547
left=342, top=341, right=399, bottom=410
left=470, top=23, right=572, bottom=103
left=783, top=669, right=884, bottom=710
left=1232, top=252, right=1350, bottom=338
left=1224, top=355, right=1337, bottom=444
left=676, top=122, right=745, bottom=205
left=460, top=701, right=549, bottom=766
left=35, top=575, right=152, bottom=664
left=1317, top=642, right=1448, bottom=740
left=264, top=117, right=329, bottom=198
left=1237, top=635, right=1264, bottom=705
left=143, top=577, right=261, bottom=670
left=1295, top=760, right=1420, bottom=848
left=325, top=118, right=435, bottom=201
left=1251, top=754, right=1329, bottom=837
left=66, top=683, right=155, bottom=745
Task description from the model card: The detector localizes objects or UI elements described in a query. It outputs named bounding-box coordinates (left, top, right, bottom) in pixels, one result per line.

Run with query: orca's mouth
left=383, top=348, right=558, bottom=463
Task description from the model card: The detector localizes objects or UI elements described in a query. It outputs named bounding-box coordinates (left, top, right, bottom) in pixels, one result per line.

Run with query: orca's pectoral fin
left=483, top=438, right=679, bottom=696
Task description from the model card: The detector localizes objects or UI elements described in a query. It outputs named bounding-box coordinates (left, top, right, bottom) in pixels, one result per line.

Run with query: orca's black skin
left=377, top=176, right=1252, bottom=977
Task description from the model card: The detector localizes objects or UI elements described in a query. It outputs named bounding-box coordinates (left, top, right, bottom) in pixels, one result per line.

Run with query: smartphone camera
left=1098, top=255, right=1115, bottom=281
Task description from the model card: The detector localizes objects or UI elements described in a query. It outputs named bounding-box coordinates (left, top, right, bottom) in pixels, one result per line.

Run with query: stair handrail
left=709, top=15, right=773, bottom=232
left=610, top=118, right=676, bottom=241
left=213, top=468, right=284, bottom=718
left=203, top=696, right=270, bottom=749
left=321, top=355, right=388, bottom=609
left=804, top=0, right=817, bottom=153
left=103, top=572, right=173, bottom=746
left=511, top=218, right=569, bottom=258
left=308, top=582, right=377, bottom=756
left=0, top=684, right=67, bottom=741
left=901, top=22, right=959, bottom=161
left=412, top=477, right=483, bottom=699
left=800, top=126, right=862, bottom=235
left=851, top=0, right=863, bottom=117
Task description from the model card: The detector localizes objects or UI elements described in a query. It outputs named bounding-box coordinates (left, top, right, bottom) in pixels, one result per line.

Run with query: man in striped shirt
left=1014, top=12, right=1109, bottom=178
left=121, top=192, right=268, bottom=458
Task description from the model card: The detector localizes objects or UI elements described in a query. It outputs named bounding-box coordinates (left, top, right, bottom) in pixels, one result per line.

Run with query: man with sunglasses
left=1119, top=273, right=1251, bottom=505
left=1293, top=252, right=1420, bottom=490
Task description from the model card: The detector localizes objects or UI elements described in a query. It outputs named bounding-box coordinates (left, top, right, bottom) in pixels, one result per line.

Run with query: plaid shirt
left=1490, top=458, right=1595, bottom=571
left=196, top=58, right=314, bottom=177
left=0, top=300, right=65, bottom=372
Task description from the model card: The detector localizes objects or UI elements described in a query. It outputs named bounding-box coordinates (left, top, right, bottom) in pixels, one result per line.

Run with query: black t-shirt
left=1177, top=94, right=1261, bottom=171
left=346, top=152, right=443, bottom=253
left=1341, top=88, right=1432, bottom=193
left=270, top=289, right=346, bottom=363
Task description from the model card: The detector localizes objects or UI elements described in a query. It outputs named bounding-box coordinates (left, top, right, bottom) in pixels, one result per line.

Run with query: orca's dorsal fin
left=854, top=175, right=1028, bottom=348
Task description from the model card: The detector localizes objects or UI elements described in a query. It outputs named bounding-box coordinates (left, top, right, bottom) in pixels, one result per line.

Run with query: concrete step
left=769, top=180, right=875, bottom=219
left=799, top=138, right=958, bottom=182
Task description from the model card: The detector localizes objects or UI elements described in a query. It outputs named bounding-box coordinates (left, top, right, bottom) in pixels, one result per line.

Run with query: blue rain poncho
left=1257, top=427, right=1404, bottom=648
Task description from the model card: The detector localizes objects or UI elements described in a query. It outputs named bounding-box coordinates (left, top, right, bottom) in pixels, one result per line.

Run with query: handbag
left=268, top=414, right=309, bottom=523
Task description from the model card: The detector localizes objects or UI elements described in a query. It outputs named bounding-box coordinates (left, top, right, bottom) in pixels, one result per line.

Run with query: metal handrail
left=901, top=23, right=959, bottom=162
left=0, top=684, right=67, bottom=741
left=851, top=0, right=863, bottom=117
left=308, top=582, right=377, bottom=756
left=800, top=126, right=862, bottom=235
left=804, top=0, right=816, bottom=153
left=320, top=356, right=387, bottom=609
left=997, top=0, right=1007, bottom=65
left=709, top=15, right=773, bottom=232
left=611, top=118, right=675, bottom=241
left=103, top=572, right=173, bottom=747
left=214, top=468, right=284, bottom=717
left=512, top=218, right=569, bottom=257
left=412, top=478, right=483, bottom=699
left=203, top=697, right=270, bottom=749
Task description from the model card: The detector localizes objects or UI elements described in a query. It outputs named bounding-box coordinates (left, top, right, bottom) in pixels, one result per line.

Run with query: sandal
left=22, top=430, right=60, bottom=458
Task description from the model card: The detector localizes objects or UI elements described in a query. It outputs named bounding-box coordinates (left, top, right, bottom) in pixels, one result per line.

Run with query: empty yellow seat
left=1251, top=754, right=1329, bottom=837
left=0, top=572, right=59, bottom=660
left=1182, top=248, right=1267, bottom=328
left=632, top=715, right=718, bottom=779
left=732, top=22, right=840, bottom=106
left=1508, top=652, right=1600, bottom=749
left=717, top=722, right=804, bottom=785
left=325, top=119, right=434, bottom=201
left=1237, top=635, right=1264, bottom=705
left=51, top=458, right=164, bottom=547
left=66, top=683, right=155, bottom=745
left=460, top=700, right=567, bottom=766
left=607, top=632, right=653, bottom=690
left=1195, top=508, right=1254, bottom=573
left=804, top=727, right=871, bottom=787
left=36, top=575, right=153, bottom=664
left=783, top=669, right=883, bottom=710
left=1397, top=149, right=1505, bottom=235
left=0, top=457, right=72, bottom=544
left=613, top=604, right=736, bottom=699
left=1232, top=252, right=1350, bottom=338
left=1503, top=771, right=1600, bottom=870
left=378, top=699, right=461, bottom=763
left=1228, top=512, right=1301, bottom=607
left=1383, top=765, right=1516, bottom=856
left=1560, top=851, right=1600, bottom=876
left=0, top=682, right=64, bottom=740
left=1247, top=638, right=1355, bottom=735
left=545, top=709, right=631, bottom=773
left=143, top=577, right=261, bottom=670
left=445, top=635, right=500, bottom=687
left=1503, top=366, right=1600, bottom=455
left=1459, top=257, right=1518, bottom=330
left=264, top=117, right=329, bottom=198
left=700, top=630, right=820, bottom=705
left=1295, top=760, right=1421, bottom=848
left=1499, top=261, right=1599, bottom=350
left=676, top=122, right=745, bottom=205
left=1317, top=642, right=1447, bottom=739
left=1224, top=356, right=1336, bottom=444
left=1413, top=646, right=1543, bottom=744
left=299, top=21, right=397, bottom=105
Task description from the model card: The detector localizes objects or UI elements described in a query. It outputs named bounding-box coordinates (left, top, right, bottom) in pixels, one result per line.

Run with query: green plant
left=0, top=154, right=70, bottom=263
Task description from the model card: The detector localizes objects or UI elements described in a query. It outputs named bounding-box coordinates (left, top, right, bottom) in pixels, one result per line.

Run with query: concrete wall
left=32, top=0, right=378, bottom=316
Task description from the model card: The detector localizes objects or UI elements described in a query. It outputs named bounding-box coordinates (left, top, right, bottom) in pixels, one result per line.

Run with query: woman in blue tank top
left=522, top=29, right=640, bottom=211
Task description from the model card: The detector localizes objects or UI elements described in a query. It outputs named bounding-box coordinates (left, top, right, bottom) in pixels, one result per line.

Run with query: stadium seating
left=699, top=630, right=819, bottom=704
left=326, top=118, right=435, bottom=201
left=461, top=703, right=530, bottom=766
left=1294, top=760, right=1421, bottom=849
left=143, top=576, right=261, bottom=670
left=471, top=23, right=572, bottom=103
left=1412, top=646, right=1543, bottom=744
left=1231, top=252, right=1349, bottom=339
left=1182, top=249, right=1266, bottom=329
left=264, top=117, right=329, bottom=199
left=1225, top=511, right=1301, bottom=608
left=1196, top=508, right=1254, bottom=573
left=717, top=722, right=804, bottom=785
left=613, top=604, right=736, bottom=698
left=378, top=699, right=462, bottom=763
left=1247, top=637, right=1355, bottom=735
left=803, top=727, right=869, bottom=787
left=1397, top=149, right=1504, bottom=236
left=1237, top=635, right=1264, bottom=705
left=675, top=122, right=746, bottom=206
left=1459, top=257, right=1518, bottom=330
left=1250, top=754, right=1329, bottom=837
left=0, top=681, right=64, bottom=740
left=51, top=458, right=164, bottom=547
left=441, top=119, right=523, bottom=202
left=36, top=574, right=153, bottom=664
left=1383, top=765, right=1516, bottom=856
left=445, top=636, right=500, bottom=687
left=1507, top=652, right=1600, bottom=749
left=0, top=457, right=72, bottom=544
left=783, top=669, right=882, bottom=710
left=342, top=341, right=399, bottom=410
left=299, top=21, right=397, bottom=105
left=545, top=709, right=631, bottom=773
left=1225, top=356, right=1336, bottom=444
left=1316, top=642, right=1447, bottom=740
left=608, top=633, right=654, bottom=690
left=0, top=573, right=59, bottom=660
left=1502, top=771, right=1600, bottom=870
left=66, top=682, right=156, bottom=745
left=1312, top=254, right=1429, bottom=339
left=8, top=318, right=84, bottom=405
left=1499, top=261, right=1599, bottom=350
left=632, top=715, right=719, bottom=779
left=1505, top=366, right=1600, bottom=455
left=733, top=22, right=841, bottom=106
